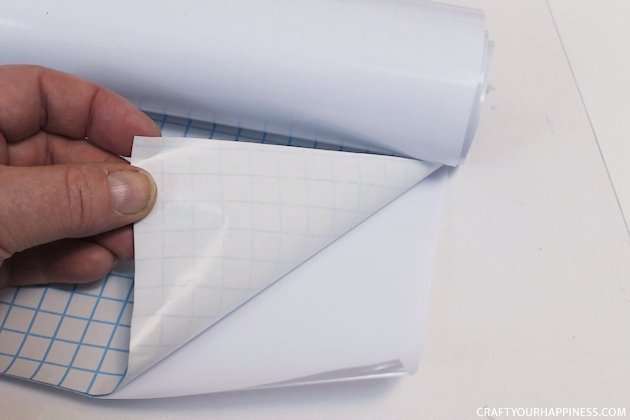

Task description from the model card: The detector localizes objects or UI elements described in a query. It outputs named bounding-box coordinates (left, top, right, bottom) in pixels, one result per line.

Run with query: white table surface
left=547, top=0, right=630, bottom=231
left=1, top=1, right=629, bottom=418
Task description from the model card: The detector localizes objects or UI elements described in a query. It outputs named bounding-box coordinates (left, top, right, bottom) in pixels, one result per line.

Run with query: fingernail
left=108, top=169, right=155, bottom=215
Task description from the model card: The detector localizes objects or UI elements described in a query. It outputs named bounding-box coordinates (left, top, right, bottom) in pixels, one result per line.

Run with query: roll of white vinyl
left=0, top=0, right=491, bottom=165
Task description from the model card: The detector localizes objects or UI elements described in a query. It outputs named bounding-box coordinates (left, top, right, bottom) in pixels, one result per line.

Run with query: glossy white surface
left=0, top=0, right=490, bottom=165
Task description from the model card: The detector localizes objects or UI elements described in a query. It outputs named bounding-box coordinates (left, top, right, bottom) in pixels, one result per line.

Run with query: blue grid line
left=0, top=326, right=129, bottom=353
left=158, top=113, right=168, bottom=131
left=57, top=279, right=107, bottom=387
left=3, top=288, right=48, bottom=373
left=112, top=362, right=129, bottom=391
left=106, top=272, right=134, bottom=281
left=1, top=301, right=130, bottom=328
left=217, top=128, right=244, bottom=139
left=45, top=271, right=134, bottom=285
left=27, top=283, right=77, bottom=380
left=0, top=351, right=123, bottom=376
left=147, top=114, right=363, bottom=152
left=0, top=288, right=19, bottom=332
left=167, top=120, right=247, bottom=140
left=183, top=118, right=192, bottom=137
left=86, top=281, right=134, bottom=394
left=208, top=122, right=217, bottom=139
left=60, top=289, right=133, bottom=304
left=0, top=290, right=17, bottom=326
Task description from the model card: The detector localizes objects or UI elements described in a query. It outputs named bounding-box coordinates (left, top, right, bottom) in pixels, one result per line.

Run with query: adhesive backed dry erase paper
left=126, top=137, right=439, bottom=381
left=0, top=0, right=492, bottom=397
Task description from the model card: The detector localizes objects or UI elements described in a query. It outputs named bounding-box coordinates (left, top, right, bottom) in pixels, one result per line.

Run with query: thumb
left=0, top=163, right=156, bottom=258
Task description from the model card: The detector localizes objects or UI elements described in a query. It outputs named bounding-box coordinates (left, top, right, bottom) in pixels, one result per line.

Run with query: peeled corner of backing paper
left=123, top=136, right=439, bottom=382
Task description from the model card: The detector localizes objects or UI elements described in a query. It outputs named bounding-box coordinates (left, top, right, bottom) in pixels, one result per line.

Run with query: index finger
left=0, top=65, right=160, bottom=156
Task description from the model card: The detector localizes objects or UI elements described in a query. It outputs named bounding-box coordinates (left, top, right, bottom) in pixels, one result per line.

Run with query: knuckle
left=62, top=165, right=99, bottom=234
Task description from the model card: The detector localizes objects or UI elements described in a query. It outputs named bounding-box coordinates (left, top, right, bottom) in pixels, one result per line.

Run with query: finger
left=0, top=65, right=160, bottom=156
left=6, top=132, right=127, bottom=166
left=0, top=163, right=156, bottom=257
left=0, top=239, right=115, bottom=287
left=0, top=226, right=135, bottom=288
left=90, top=226, right=135, bottom=261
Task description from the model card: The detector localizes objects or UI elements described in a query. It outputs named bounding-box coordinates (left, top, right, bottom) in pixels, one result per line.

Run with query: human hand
left=0, top=65, right=159, bottom=288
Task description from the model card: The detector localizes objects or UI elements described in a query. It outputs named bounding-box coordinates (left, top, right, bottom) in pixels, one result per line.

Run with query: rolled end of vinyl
left=460, top=34, right=494, bottom=163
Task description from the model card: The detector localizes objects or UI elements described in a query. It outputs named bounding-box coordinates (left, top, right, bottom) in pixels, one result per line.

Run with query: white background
left=1, top=0, right=629, bottom=418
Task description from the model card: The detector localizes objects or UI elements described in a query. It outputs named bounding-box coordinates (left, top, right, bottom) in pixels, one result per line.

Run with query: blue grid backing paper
left=0, top=111, right=373, bottom=396
left=0, top=271, right=133, bottom=395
